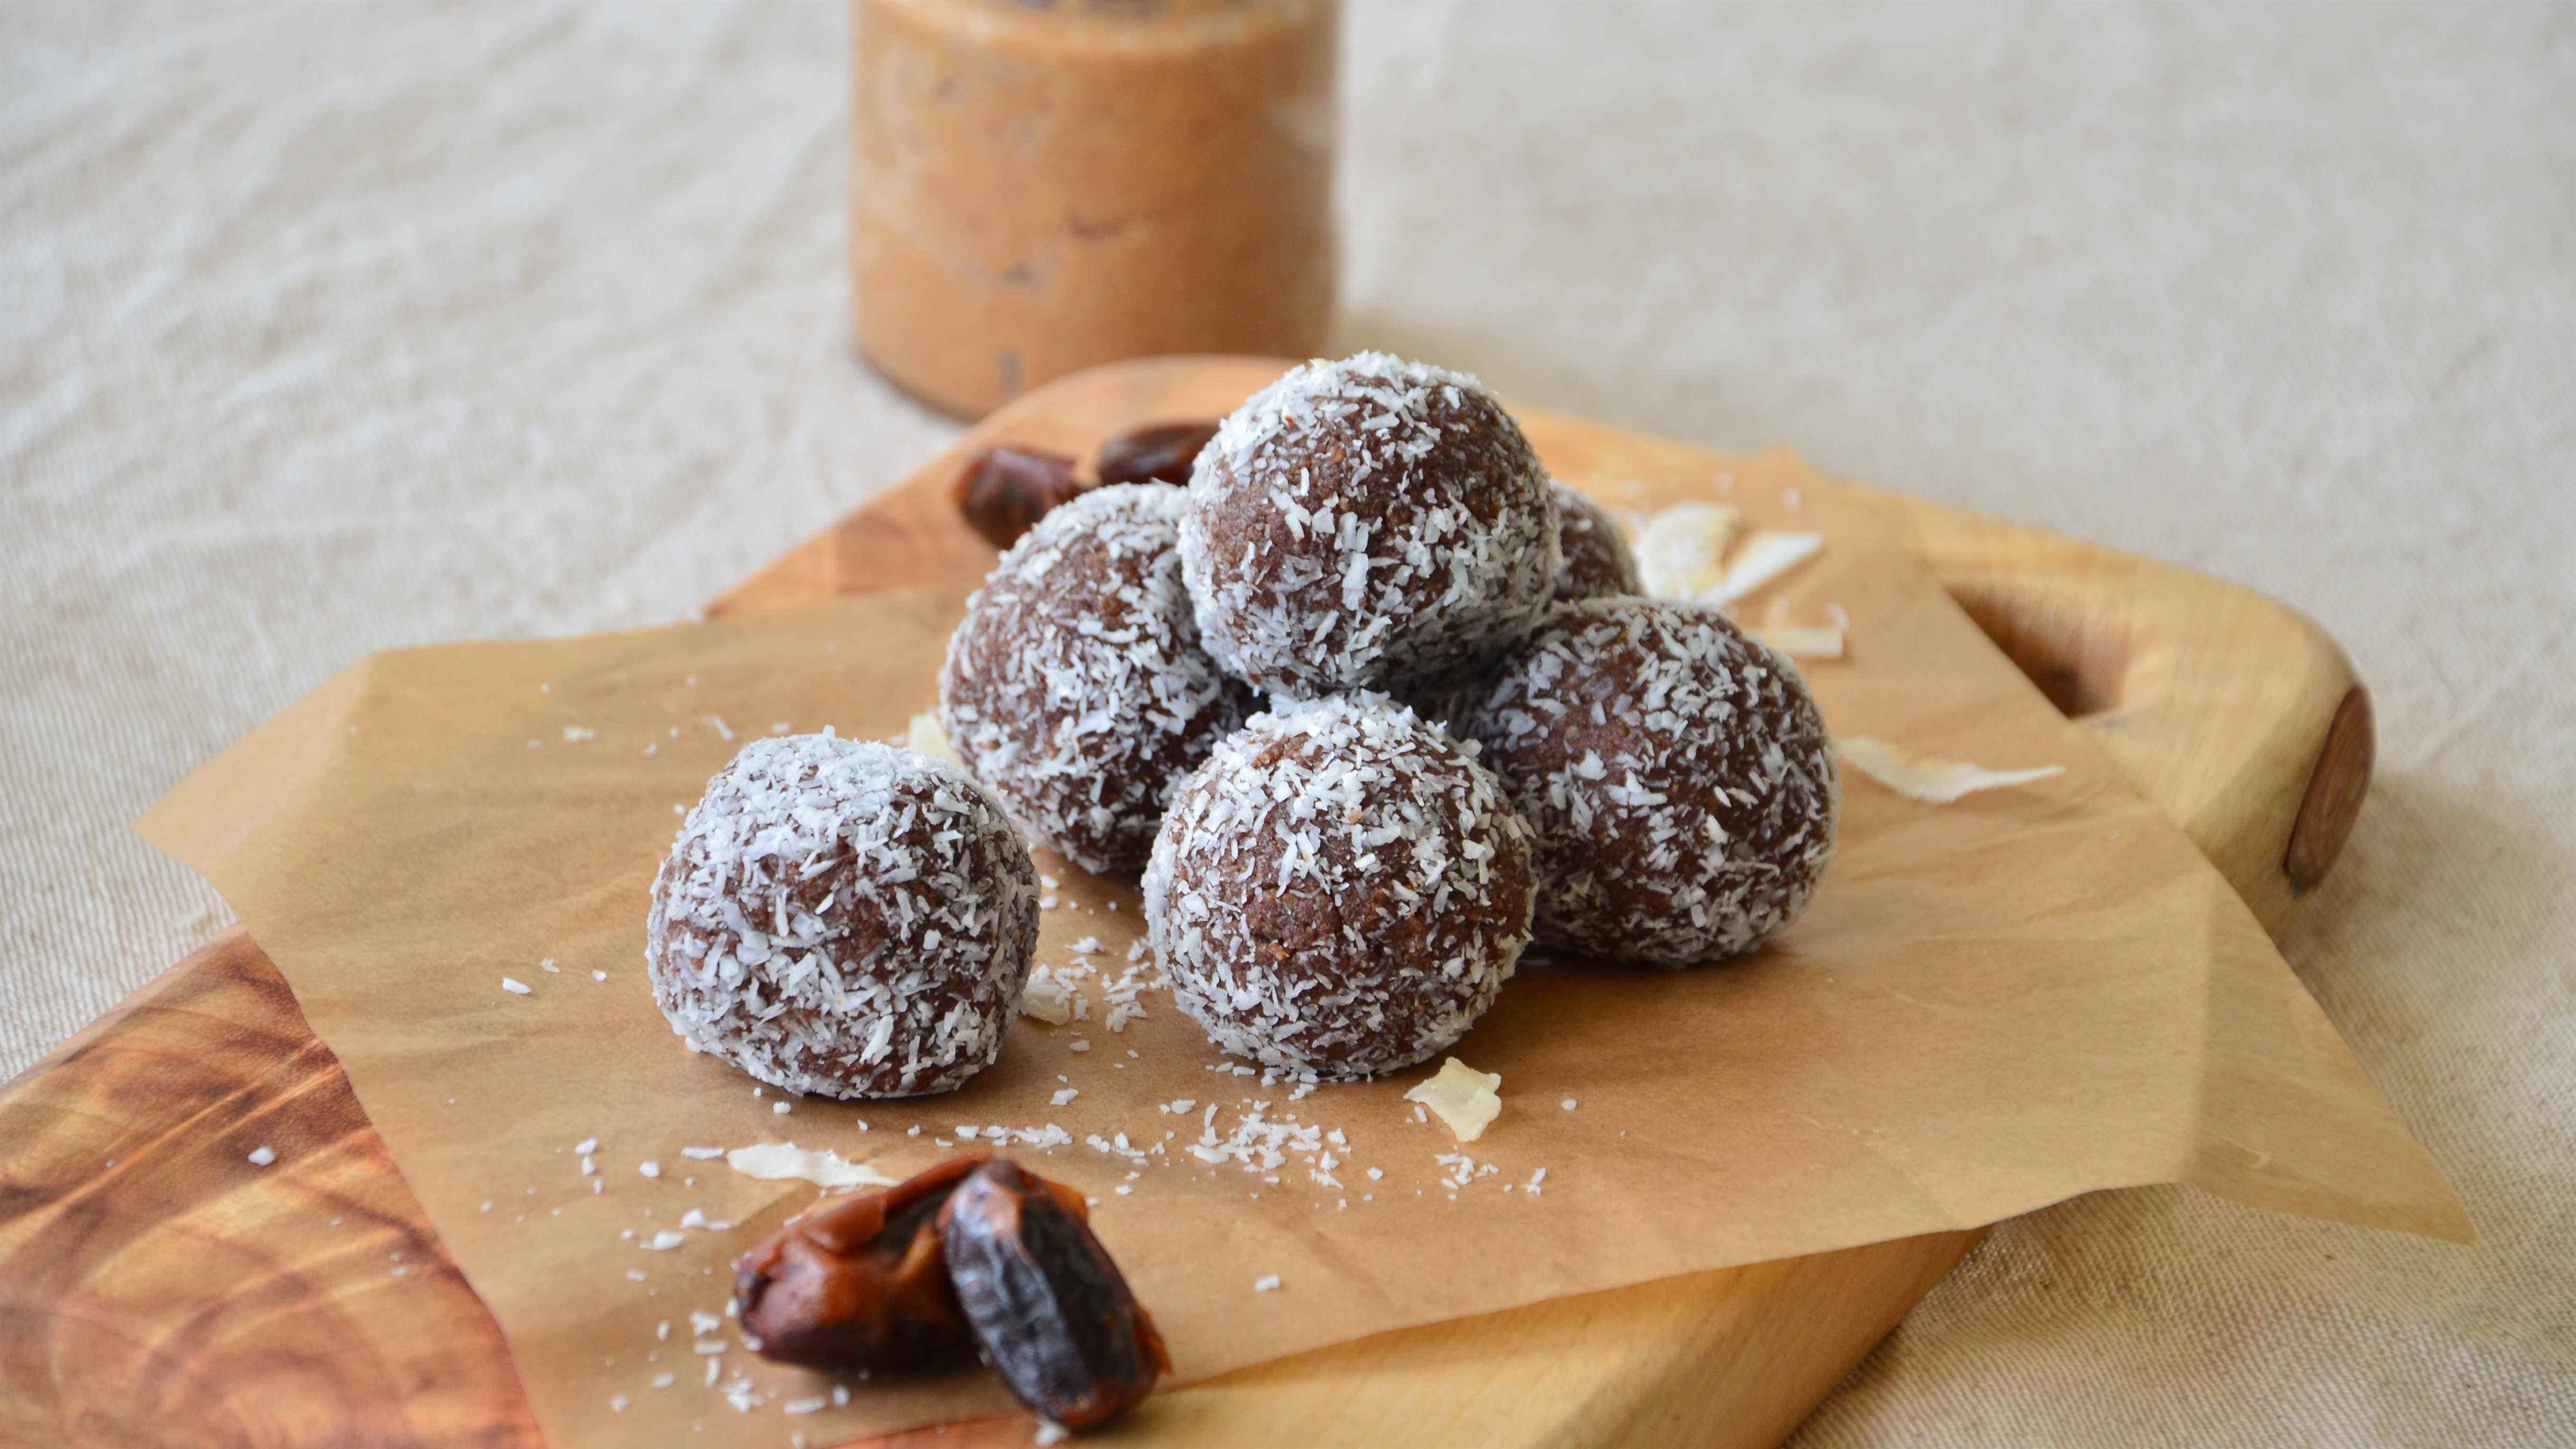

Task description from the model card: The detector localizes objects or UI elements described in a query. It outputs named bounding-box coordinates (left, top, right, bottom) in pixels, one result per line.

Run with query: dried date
left=734, top=1154, right=988, bottom=1372
left=954, top=446, right=1085, bottom=549
left=939, top=1159, right=1170, bottom=1431
left=1094, top=420, right=1219, bottom=488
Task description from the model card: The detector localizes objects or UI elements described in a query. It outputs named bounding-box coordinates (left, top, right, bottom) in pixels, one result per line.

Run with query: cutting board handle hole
left=1943, top=581, right=2132, bottom=720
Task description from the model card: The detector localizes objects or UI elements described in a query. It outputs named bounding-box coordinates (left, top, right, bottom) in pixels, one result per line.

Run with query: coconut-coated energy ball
left=1549, top=482, right=1643, bottom=603
left=1142, top=693, right=1535, bottom=1077
left=940, top=484, right=1255, bottom=875
left=647, top=733, right=1040, bottom=1098
left=1462, top=598, right=1838, bottom=965
left=1178, top=353, right=1559, bottom=698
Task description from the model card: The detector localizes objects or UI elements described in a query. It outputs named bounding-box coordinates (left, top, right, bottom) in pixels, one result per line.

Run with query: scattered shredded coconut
left=501, top=977, right=532, bottom=996
left=1253, top=1274, right=1282, bottom=1293
left=246, top=1145, right=277, bottom=1167
left=643, top=1231, right=685, bottom=1252
left=638, top=1161, right=661, bottom=1179
left=563, top=725, right=596, bottom=743
left=1837, top=737, right=2067, bottom=804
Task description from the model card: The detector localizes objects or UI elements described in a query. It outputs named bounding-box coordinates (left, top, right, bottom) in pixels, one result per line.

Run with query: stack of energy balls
left=648, top=354, right=1839, bottom=1099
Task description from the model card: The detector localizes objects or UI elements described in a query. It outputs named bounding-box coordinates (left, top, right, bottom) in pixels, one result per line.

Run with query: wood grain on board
left=0, top=356, right=2369, bottom=1449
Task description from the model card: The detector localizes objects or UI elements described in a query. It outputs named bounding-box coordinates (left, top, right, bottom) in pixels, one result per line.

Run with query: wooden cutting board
left=0, top=355, right=2373, bottom=1449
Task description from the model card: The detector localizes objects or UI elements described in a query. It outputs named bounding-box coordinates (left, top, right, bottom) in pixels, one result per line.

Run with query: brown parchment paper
left=140, top=459, right=2467, bottom=1449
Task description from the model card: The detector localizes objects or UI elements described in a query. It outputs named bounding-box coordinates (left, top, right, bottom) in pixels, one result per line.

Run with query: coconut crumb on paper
left=724, top=1143, right=898, bottom=1190
left=1406, top=1057, right=1503, bottom=1142
left=1838, top=736, right=2066, bottom=804
left=246, top=1145, right=277, bottom=1166
left=1253, top=1274, right=1281, bottom=1293
left=501, top=977, right=532, bottom=995
left=1019, top=972, right=1076, bottom=1025
left=1635, top=501, right=1742, bottom=600
left=1754, top=624, right=1846, bottom=660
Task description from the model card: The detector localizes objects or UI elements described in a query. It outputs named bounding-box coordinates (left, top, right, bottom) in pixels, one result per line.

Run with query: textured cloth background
left=4, top=3, right=2570, bottom=1444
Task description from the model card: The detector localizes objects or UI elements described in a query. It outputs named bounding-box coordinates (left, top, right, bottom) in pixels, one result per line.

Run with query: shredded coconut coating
left=1549, top=482, right=1643, bottom=603
left=1178, top=353, right=1560, bottom=698
left=646, top=733, right=1040, bottom=1099
left=1463, top=598, right=1838, bottom=965
left=1142, top=693, right=1535, bottom=1077
left=940, top=484, right=1254, bottom=875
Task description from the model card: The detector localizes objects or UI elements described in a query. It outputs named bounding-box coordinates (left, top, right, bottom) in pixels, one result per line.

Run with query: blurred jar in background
left=853, top=0, right=1339, bottom=418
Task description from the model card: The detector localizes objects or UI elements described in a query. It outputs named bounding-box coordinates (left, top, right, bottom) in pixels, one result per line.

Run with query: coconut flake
left=1837, top=736, right=2065, bottom=804
left=1405, top=1057, right=1503, bottom=1142
left=724, top=1143, right=898, bottom=1190
left=903, top=711, right=962, bottom=768
left=501, top=977, right=532, bottom=996
left=1634, top=501, right=1742, bottom=600
left=1754, top=624, right=1846, bottom=659
left=246, top=1145, right=277, bottom=1167
left=1019, top=974, right=1076, bottom=1025
left=1709, top=531, right=1823, bottom=605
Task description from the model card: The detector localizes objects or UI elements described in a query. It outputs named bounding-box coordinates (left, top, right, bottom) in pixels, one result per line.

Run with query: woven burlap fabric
left=4, top=3, right=2568, bottom=1443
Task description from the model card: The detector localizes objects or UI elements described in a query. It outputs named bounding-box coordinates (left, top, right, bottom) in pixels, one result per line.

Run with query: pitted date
left=939, top=1159, right=1170, bottom=1431
left=734, top=1154, right=989, bottom=1371
left=955, top=446, right=1085, bottom=549
left=1095, top=420, right=1219, bottom=488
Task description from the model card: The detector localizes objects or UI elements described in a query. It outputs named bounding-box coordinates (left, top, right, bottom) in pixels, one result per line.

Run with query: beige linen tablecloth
left=3, top=3, right=2568, bottom=1444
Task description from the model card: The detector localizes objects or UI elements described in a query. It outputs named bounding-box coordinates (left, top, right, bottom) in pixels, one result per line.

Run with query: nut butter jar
left=852, top=0, right=1339, bottom=418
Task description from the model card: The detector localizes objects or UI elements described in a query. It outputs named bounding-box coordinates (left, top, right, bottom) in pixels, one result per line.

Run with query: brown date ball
left=1143, top=693, right=1535, bottom=1077
left=1549, top=482, right=1643, bottom=602
left=647, top=735, right=1039, bottom=1098
left=1178, top=353, right=1559, bottom=699
left=941, top=484, right=1256, bottom=876
left=1391, top=486, right=1636, bottom=735
left=1461, top=598, right=1838, bottom=966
